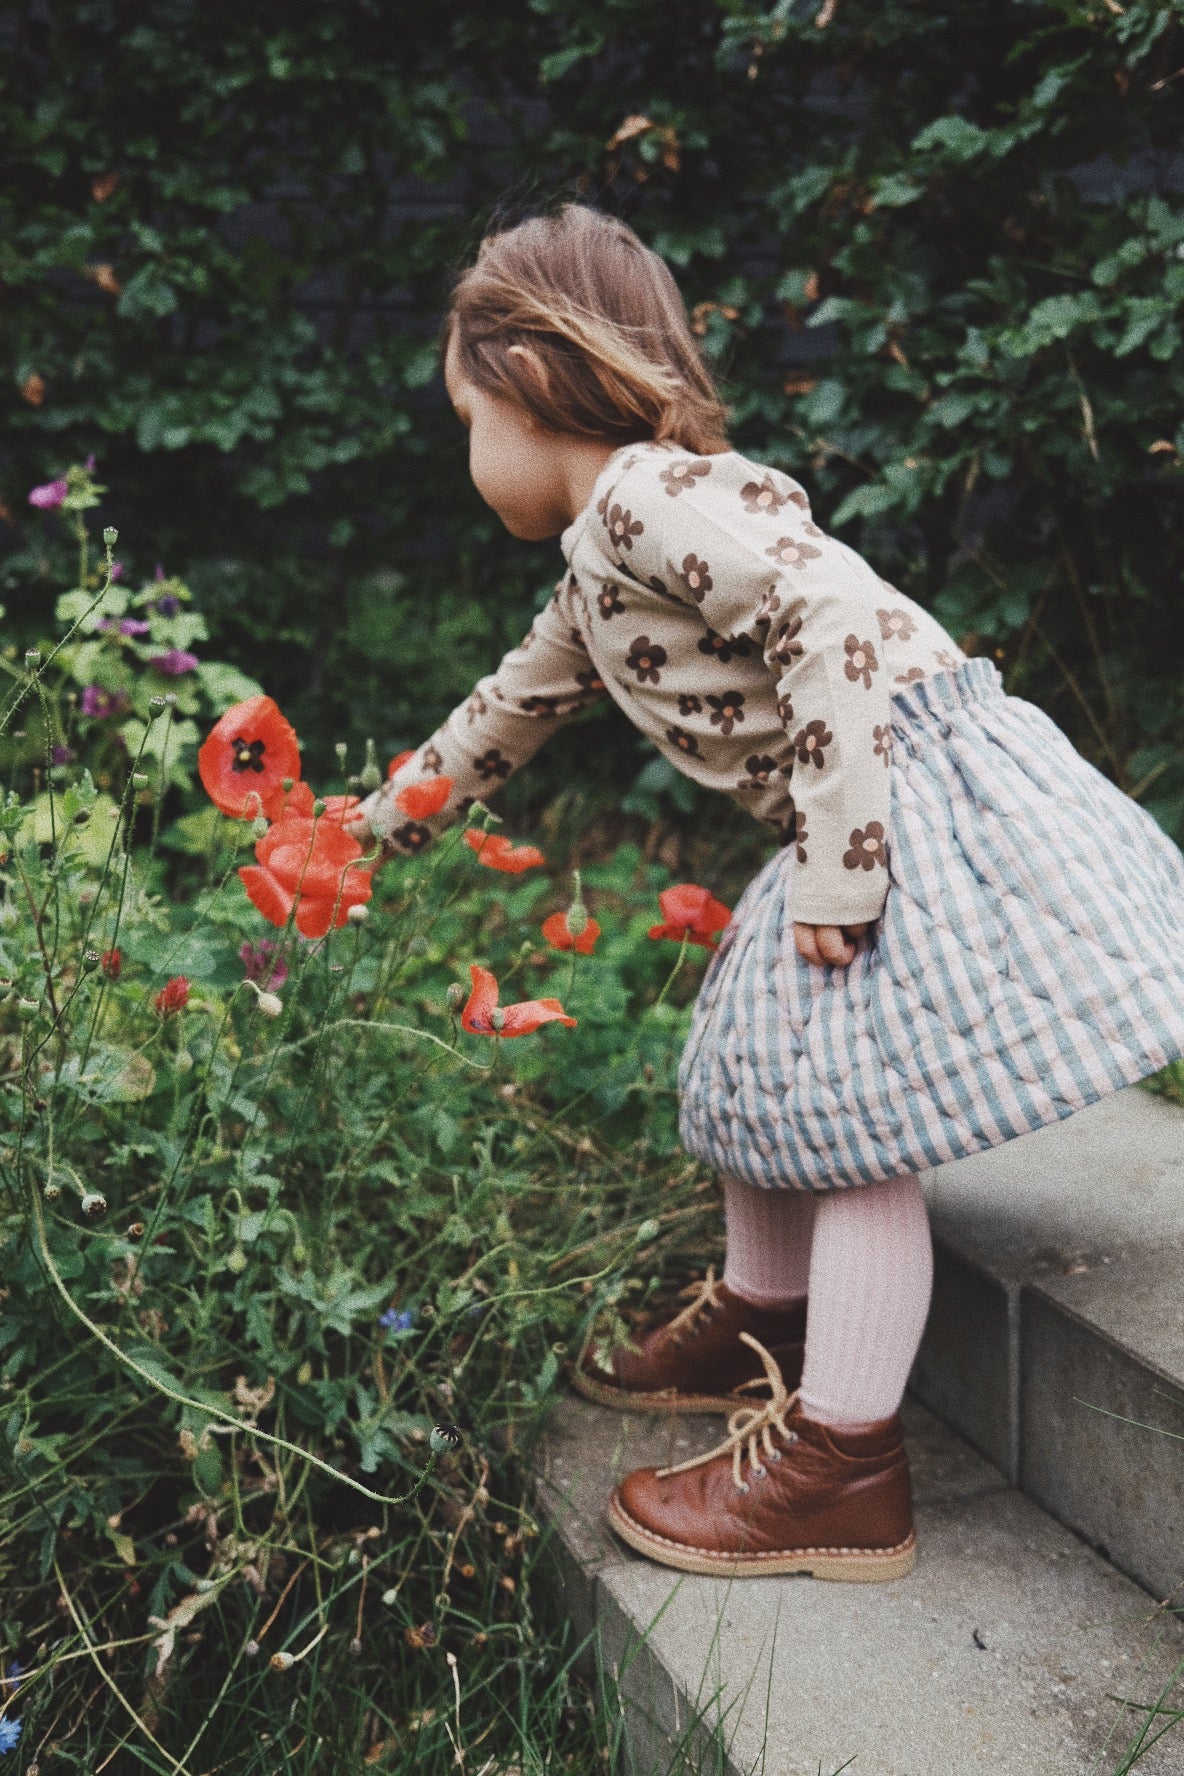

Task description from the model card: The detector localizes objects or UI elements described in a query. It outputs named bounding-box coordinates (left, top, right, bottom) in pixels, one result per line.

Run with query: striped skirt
left=679, top=656, right=1184, bottom=1193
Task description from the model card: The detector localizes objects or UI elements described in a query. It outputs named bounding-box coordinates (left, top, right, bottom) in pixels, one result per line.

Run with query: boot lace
left=662, top=1265, right=724, bottom=1347
left=655, top=1333, right=799, bottom=1493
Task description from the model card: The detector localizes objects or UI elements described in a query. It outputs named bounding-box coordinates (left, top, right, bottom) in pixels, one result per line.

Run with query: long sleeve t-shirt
left=361, top=440, right=966, bottom=926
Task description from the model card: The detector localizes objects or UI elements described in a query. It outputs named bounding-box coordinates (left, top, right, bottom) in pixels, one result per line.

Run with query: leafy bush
left=0, top=489, right=727, bottom=1771
left=3, top=0, right=1182, bottom=834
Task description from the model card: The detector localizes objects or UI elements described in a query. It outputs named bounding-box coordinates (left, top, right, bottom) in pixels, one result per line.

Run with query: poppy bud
left=334, top=742, right=348, bottom=767
left=175, top=1048, right=194, bottom=1072
left=490, top=1007, right=505, bottom=1032
left=104, top=526, right=118, bottom=547
left=445, top=982, right=466, bottom=1012
left=81, top=1192, right=107, bottom=1218
left=407, top=933, right=427, bottom=955
left=430, top=1422, right=462, bottom=1455
left=297, top=1359, right=313, bottom=1384
left=566, top=900, right=590, bottom=939
left=312, top=798, right=326, bottom=817
left=269, top=1652, right=295, bottom=1672
left=281, top=777, right=294, bottom=793
left=359, top=738, right=381, bottom=793
left=251, top=816, right=269, bottom=838
left=246, top=1639, right=261, bottom=1658
left=346, top=902, right=368, bottom=924
left=43, top=1182, right=60, bottom=1202
left=227, top=1245, right=248, bottom=1274
left=635, top=1218, right=661, bottom=1244
left=255, top=991, right=283, bottom=1017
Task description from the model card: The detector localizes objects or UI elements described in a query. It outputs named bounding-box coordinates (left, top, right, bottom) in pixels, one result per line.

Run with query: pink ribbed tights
left=722, top=1172, right=933, bottom=1429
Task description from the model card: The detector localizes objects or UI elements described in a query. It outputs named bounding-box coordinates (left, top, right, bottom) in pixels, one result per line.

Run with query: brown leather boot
left=607, top=1333, right=916, bottom=1582
left=572, top=1270, right=807, bottom=1415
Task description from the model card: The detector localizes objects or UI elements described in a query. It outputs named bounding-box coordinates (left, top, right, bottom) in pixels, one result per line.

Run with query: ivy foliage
left=3, top=0, right=1183, bottom=832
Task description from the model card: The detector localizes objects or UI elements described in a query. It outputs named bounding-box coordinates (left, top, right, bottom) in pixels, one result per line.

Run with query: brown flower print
left=755, top=586, right=783, bottom=628
left=678, top=692, right=703, bottom=716
left=707, top=690, right=747, bottom=736
left=740, top=475, right=790, bottom=516
left=519, top=695, right=562, bottom=717
left=474, top=748, right=512, bottom=782
left=606, top=504, right=644, bottom=551
left=765, top=535, right=822, bottom=571
left=877, top=607, right=917, bottom=643
left=679, top=554, right=713, bottom=602
left=625, top=635, right=667, bottom=684
left=666, top=725, right=701, bottom=758
left=894, top=667, right=925, bottom=686
left=873, top=723, right=891, bottom=766
left=698, top=626, right=753, bottom=665
left=843, top=821, right=888, bottom=872
left=771, top=614, right=806, bottom=667
left=569, top=627, right=588, bottom=649
left=777, top=691, right=795, bottom=727
left=792, top=719, right=832, bottom=769
left=575, top=668, right=606, bottom=695
left=464, top=690, right=488, bottom=724
left=596, top=492, right=610, bottom=518
left=803, top=520, right=825, bottom=539
left=597, top=585, right=625, bottom=620
left=392, top=821, right=431, bottom=854
left=660, top=458, right=712, bottom=497
left=740, top=754, right=778, bottom=789
left=843, top=634, right=880, bottom=689
left=935, top=649, right=962, bottom=672
left=787, top=489, right=809, bottom=510
left=783, top=803, right=808, bottom=862
left=422, top=744, right=445, bottom=774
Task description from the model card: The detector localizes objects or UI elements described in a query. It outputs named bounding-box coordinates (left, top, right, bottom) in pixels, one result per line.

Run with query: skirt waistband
left=889, top=656, right=1005, bottom=733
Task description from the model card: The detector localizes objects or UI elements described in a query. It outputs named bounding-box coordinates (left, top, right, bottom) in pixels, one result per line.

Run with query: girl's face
left=443, top=333, right=575, bottom=541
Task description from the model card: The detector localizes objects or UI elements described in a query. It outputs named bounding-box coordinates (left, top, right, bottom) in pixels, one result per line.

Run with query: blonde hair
left=442, top=205, right=730, bottom=454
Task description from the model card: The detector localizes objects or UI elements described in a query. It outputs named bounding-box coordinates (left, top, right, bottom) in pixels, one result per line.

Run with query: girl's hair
left=442, top=204, right=730, bottom=453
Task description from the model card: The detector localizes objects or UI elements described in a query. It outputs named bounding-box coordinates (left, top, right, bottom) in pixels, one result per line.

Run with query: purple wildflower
left=119, top=618, right=150, bottom=636
left=81, top=685, right=131, bottom=718
left=150, top=649, right=198, bottom=676
left=154, top=564, right=166, bottom=580
left=109, top=561, right=124, bottom=582
left=155, top=594, right=181, bottom=617
left=240, top=939, right=288, bottom=990
left=378, top=1307, right=415, bottom=1333
left=51, top=744, right=75, bottom=765
left=85, top=453, right=97, bottom=470
left=28, top=479, right=68, bottom=510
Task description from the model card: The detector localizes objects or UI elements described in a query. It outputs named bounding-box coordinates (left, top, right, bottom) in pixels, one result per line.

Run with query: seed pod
left=25, top=649, right=41, bottom=669
left=430, top=1422, right=462, bottom=1455
left=132, top=772, right=150, bottom=790
left=17, top=998, right=39, bottom=1022
left=82, top=950, right=101, bottom=972
left=103, top=526, right=118, bottom=547
left=81, top=1192, right=107, bottom=1218
left=43, top=1182, right=61, bottom=1202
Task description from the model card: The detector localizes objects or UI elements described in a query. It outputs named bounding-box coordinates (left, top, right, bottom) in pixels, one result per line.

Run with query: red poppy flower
left=647, top=883, right=732, bottom=949
left=460, top=964, right=576, bottom=1037
left=541, top=910, right=601, bottom=955
left=198, top=697, right=302, bottom=821
left=396, top=775, right=454, bottom=820
left=269, top=780, right=361, bottom=826
left=154, top=975, right=190, bottom=1016
left=238, top=814, right=373, bottom=939
left=100, top=948, right=122, bottom=980
left=462, top=830, right=546, bottom=873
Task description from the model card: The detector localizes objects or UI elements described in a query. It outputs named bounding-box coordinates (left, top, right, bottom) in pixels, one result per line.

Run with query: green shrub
left=3, top=0, right=1182, bottom=835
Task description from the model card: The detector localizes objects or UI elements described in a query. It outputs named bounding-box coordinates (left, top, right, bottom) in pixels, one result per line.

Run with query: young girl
left=351, top=203, right=1184, bottom=1583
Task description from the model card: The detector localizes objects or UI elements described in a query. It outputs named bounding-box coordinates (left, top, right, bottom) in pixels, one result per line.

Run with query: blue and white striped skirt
left=679, top=656, right=1184, bottom=1192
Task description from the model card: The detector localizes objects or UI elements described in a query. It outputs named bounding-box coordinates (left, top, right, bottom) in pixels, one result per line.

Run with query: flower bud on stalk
left=359, top=738, right=382, bottom=793
left=81, top=1192, right=107, bottom=1218
left=635, top=1218, right=661, bottom=1245
left=430, top=1422, right=462, bottom=1455
left=43, top=1182, right=61, bottom=1202
left=251, top=815, right=269, bottom=838
left=82, top=950, right=101, bottom=972
left=18, top=998, right=39, bottom=1022
left=346, top=902, right=368, bottom=924
left=25, top=649, right=41, bottom=670
left=104, top=525, right=118, bottom=547
left=445, top=982, right=466, bottom=1013
left=132, top=772, right=150, bottom=790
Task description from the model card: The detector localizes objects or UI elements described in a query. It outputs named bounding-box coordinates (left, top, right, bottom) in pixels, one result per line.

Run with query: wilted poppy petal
left=461, top=964, right=500, bottom=1034
left=462, top=830, right=546, bottom=873
left=242, top=813, right=371, bottom=935
left=396, top=776, right=453, bottom=820
left=541, top=910, right=600, bottom=955
left=649, top=883, right=731, bottom=947
left=499, top=996, right=577, bottom=1035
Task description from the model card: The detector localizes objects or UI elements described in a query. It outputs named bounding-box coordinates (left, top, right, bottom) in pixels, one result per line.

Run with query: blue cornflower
left=378, top=1307, right=415, bottom=1333
left=0, top=1716, right=23, bottom=1754
left=1, top=1666, right=23, bottom=1692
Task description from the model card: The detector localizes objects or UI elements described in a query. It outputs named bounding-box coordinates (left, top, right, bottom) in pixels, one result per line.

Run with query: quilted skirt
left=679, top=656, right=1184, bottom=1192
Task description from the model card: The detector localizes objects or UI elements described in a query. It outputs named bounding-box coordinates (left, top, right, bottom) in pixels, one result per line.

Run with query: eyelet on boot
left=734, top=1479, right=750, bottom=1494
left=750, top=1462, right=767, bottom=1478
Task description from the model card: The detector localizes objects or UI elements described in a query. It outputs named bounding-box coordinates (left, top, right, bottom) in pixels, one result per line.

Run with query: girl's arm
left=352, top=572, right=606, bottom=854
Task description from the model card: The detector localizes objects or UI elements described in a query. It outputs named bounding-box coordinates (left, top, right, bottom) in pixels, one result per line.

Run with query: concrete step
left=913, top=1084, right=1184, bottom=1603
left=535, top=1395, right=1184, bottom=1776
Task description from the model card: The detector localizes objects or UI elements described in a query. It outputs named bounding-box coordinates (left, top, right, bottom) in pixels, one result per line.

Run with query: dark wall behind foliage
left=3, top=0, right=1183, bottom=835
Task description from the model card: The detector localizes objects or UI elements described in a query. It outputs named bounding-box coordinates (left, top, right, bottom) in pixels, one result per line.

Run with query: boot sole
left=607, top=1489, right=917, bottom=1583
left=570, top=1367, right=751, bottom=1416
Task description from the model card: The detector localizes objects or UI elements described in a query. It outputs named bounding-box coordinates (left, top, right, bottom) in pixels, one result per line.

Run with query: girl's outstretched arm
left=350, top=572, right=607, bottom=855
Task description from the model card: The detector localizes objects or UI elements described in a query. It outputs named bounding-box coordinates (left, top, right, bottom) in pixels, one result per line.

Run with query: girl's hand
left=793, top=922, right=870, bottom=967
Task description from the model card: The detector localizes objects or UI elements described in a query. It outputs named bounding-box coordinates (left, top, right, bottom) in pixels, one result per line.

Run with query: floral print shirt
left=361, top=441, right=966, bottom=925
